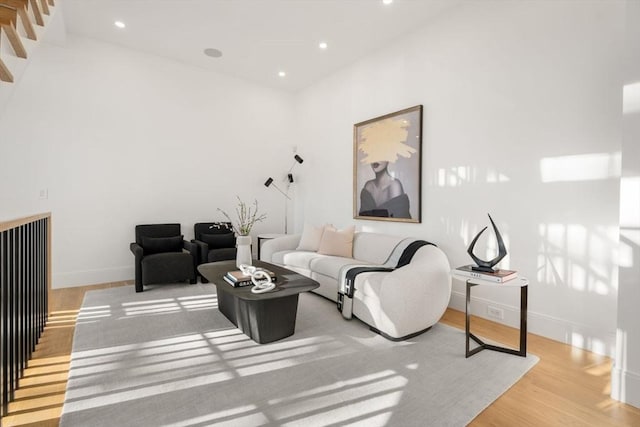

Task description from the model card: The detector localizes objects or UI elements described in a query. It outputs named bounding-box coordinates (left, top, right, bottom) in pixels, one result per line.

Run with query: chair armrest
left=378, top=245, right=452, bottom=333
left=130, top=242, right=143, bottom=258
left=130, top=242, right=144, bottom=291
left=183, top=240, right=198, bottom=257
left=260, top=234, right=301, bottom=261
left=191, top=239, right=209, bottom=264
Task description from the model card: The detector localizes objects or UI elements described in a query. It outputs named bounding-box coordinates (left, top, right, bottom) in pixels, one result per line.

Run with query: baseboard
left=611, top=366, right=640, bottom=409
left=53, top=266, right=133, bottom=288
left=449, top=290, right=616, bottom=357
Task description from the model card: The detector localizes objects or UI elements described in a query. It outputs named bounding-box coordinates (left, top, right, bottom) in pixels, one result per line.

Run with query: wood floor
left=2, top=283, right=640, bottom=427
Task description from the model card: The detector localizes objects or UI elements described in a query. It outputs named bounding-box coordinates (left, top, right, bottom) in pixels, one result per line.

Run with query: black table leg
left=465, top=280, right=528, bottom=358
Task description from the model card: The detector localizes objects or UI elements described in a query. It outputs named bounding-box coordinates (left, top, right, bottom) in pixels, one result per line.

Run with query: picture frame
left=353, top=105, right=422, bottom=223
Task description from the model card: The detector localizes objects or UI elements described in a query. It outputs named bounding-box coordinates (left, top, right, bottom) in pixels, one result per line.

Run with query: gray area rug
left=60, top=283, right=538, bottom=427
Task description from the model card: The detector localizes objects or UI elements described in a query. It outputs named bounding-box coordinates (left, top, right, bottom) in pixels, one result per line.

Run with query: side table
left=452, top=272, right=529, bottom=358
left=257, top=233, right=287, bottom=260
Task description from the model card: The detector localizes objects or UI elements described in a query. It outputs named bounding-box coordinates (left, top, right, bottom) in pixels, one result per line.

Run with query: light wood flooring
left=1, top=282, right=640, bottom=426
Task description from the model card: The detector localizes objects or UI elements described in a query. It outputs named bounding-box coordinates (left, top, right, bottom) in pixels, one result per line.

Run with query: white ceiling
left=60, top=0, right=462, bottom=92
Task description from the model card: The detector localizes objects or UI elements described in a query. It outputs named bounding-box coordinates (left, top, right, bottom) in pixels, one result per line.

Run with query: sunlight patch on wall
left=540, top=152, right=621, bottom=183
left=538, top=223, right=617, bottom=295
left=591, top=337, right=607, bottom=356
left=435, top=166, right=510, bottom=187
left=618, top=230, right=640, bottom=268
left=623, top=82, right=640, bottom=114
left=569, top=332, right=607, bottom=357
left=486, top=169, right=510, bottom=184
left=620, top=177, right=640, bottom=228
left=618, top=176, right=640, bottom=268
left=571, top=332, right=585, bottom=349
left=437, top=166, right=471, bottom=187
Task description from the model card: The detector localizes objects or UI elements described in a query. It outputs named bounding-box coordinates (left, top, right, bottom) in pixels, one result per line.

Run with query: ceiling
left=60, top=0, right=461, bottom=92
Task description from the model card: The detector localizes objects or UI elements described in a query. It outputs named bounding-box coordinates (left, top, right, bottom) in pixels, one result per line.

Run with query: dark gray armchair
left=130, top=224, right=197, bottom=292
left=192, top=222, right=237, bottom=283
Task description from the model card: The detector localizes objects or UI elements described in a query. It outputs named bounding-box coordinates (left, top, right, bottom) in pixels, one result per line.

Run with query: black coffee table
left=198, top=260, right=319, bottom=344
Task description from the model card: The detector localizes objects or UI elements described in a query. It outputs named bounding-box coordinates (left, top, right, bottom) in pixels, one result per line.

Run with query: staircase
left=0, top=0, right=55, bottom=83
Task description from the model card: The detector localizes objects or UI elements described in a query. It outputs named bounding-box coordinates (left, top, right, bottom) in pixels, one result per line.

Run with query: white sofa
left=260, top=231, right=452, bottom=340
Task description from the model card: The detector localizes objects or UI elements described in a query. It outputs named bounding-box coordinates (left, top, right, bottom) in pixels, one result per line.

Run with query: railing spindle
left=0, top=213, right=50, bottom=416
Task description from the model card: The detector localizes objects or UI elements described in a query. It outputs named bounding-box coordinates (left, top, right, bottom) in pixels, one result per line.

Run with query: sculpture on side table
left=467, top=214, right=507, bottom=273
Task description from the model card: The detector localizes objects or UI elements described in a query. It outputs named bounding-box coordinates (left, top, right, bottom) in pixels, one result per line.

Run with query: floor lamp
left=264, top=154, right=304, bottom=234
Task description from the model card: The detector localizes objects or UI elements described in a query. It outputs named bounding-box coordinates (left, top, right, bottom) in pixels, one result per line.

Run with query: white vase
left=236, top=235, right=252, bottom=268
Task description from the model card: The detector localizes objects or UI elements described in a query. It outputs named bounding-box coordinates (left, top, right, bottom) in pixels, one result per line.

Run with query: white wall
left=294, top=0, right=624, bottom=356
left=0, top=35, right=296, bottom=287
left=612, top=0, right=640, bottom=409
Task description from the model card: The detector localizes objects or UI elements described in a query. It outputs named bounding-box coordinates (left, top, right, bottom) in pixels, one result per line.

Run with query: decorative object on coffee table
left=264, top=154, right=304, bottom=234
left=467, top=213, right=507, bottom=273
left=237, top=264, right=276, bottom=294
left=218, top=197, right=267, bottom=268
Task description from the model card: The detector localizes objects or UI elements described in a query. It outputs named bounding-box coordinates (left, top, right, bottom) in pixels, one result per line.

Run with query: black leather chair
left=192, top=222, right=237, bottom=283
left=130, top=224, right=197, bottom=292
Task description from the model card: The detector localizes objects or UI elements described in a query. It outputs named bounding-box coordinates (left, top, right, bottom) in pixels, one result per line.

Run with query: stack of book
left=223, top=269, right=277, bottom=287
left=454, top=265, right=518, bottom=283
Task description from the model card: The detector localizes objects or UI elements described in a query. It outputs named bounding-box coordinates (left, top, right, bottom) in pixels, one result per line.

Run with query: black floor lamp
left=264, top=154, right=304, bottom=234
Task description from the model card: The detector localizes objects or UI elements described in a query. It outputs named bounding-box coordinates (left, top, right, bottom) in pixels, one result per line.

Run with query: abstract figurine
left=467, top=214, right=507, bottom=273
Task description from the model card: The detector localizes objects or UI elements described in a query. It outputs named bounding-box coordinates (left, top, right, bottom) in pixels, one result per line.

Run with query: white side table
left=452, top=272, right=529, bottom=358
left=257, top=233, right=287, bottom=260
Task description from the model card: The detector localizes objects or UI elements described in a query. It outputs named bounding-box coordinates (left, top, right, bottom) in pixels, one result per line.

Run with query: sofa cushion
left=141, top=235, right=183, bottom=255
left=318, top=226, right=355, bottom=258
left=296, top=223, right=330, bottom=251
left=277, top=251, right=324, bottom=270
left=310, top=255, right=369, bottom=281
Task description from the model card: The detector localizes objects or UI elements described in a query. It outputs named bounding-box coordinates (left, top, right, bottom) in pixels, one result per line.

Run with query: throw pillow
left=296, top=223, right=327, bottom=251
left=141, top=235, right=183, bottom=255
left=200, top=232, right=236, bottom=249
left=317, top=226, right=355, bottom=258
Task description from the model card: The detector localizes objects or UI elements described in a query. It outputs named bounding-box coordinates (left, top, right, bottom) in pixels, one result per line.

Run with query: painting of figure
left=354, top=105, right=422, bottom=223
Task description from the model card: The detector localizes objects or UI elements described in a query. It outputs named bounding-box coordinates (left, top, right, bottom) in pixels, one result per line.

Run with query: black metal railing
left=0, top=213, right=50, bottom=416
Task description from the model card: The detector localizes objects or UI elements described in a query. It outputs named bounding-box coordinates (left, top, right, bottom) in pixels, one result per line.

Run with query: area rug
left=60, top=283, right=538, bottom=427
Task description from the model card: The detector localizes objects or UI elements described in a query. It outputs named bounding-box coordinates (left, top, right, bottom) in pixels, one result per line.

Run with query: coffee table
left=198, top=260, right=319, bottom=344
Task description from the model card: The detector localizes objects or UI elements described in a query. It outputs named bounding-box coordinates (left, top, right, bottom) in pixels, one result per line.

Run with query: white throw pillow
left=296, top=223, right=330, bottom=251
left=317, top=226, right=355, bottom=258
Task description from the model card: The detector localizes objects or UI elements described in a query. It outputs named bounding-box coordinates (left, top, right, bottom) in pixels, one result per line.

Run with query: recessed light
left=278, top=71, right=286, bottom=77
left=319, top=42, right=328, bottom=50
left=203, top=48, right=223, bottom=58
left=114, top=21, right=126, bottom=29
left=382, top=0, right=393, bottom=5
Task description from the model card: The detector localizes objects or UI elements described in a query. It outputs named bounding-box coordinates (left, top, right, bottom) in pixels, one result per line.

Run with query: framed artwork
left=353, top=105, right=422, bottom=223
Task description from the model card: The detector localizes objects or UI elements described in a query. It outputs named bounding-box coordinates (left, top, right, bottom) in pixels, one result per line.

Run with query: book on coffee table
left=224, top=269, right=276, bottom=287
